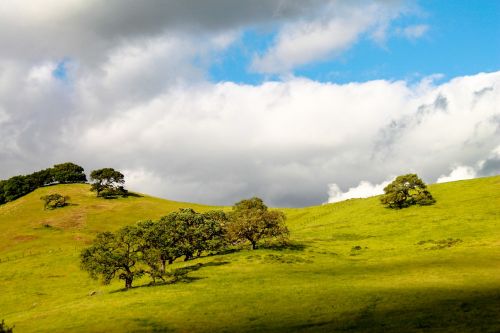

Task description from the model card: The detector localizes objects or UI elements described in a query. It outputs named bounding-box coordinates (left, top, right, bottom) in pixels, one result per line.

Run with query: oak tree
left=380, top=174, right=435, bottom=209
left=226, top=197, right=288, bottom=249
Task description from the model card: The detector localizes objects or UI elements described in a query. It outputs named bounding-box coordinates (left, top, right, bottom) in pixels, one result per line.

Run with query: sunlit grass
left=0, top=176, right=499, bottom=332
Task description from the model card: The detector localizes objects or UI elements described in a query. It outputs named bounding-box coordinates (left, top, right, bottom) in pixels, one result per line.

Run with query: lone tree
left=52, top=162, right=87, bottom=184
left=380, top=174, right=436, bottom=209
left=89, top=168, right=127, bottom=198
left=80, top=226, right=143, bottom=289
left=40, top=193, right=69, bottom=210
left=227, top=197, right=288, bottom=249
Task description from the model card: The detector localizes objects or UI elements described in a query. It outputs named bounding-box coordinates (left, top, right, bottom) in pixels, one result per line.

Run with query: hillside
left=0, top=177, right=499, bottom=332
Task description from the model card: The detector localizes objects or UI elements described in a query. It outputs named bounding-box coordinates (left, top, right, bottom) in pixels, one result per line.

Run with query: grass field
left=0, top=176, right=499, bottom=332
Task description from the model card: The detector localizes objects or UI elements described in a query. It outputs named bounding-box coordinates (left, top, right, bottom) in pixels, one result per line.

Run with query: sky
left=0, top=0, right=499, bottom=207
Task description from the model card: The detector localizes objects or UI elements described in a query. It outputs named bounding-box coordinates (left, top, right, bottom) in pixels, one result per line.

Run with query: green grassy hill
left=0, top=177, right=499, bottom=332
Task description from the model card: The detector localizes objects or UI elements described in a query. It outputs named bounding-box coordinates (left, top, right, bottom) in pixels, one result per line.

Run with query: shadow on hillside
left=111, top=260, right=230, bottom=293
left=131, top=318, right=173, bottom=332
left=259, top=242, right=308, bottom=252
left=113, top=287, right=500, bottom=332
left=281, top=289, right=500, bottom=333
left=125, top=192, right=143, bottom=198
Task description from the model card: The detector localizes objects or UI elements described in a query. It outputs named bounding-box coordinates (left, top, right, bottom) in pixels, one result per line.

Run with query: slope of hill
left=0, top=177, right=499, bottom=332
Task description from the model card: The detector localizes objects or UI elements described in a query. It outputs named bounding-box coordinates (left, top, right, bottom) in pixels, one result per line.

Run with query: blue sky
left=210, top=1, right=500, bottom=84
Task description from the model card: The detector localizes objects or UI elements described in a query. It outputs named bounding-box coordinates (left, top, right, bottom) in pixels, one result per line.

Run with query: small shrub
left=40, top=193, right=69, bottom=210
left=417, top=238, right=463, bottom=250
left=0, top=319, right=14, bottom=333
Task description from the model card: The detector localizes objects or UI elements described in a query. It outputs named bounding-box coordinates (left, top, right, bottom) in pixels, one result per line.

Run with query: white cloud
left=327, top=179, right=391, bottom=203
left=26, top=62, right=58, bottom=84
left=436, top=166, right=477, bottom=183
left=69, top=71, right=498, bottom=206
left=436, top=144, right=500, bottom=183
left=252, top=1, right=403, bottom=74
left=397, top=24, right=429, bottom=39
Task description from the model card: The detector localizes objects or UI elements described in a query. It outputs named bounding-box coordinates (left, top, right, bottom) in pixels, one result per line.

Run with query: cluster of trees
left=0, top=162, right=86, bottom=205
left=81, top=198, right=288, bottom=289
left=380, top=174, right=435, bottom=209
left=0, top=163, right=130, bottom=205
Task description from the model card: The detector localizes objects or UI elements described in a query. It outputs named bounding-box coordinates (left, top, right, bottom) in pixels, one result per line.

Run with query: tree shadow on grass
left=125, top=192, right=143, bottom=198
left=111, top=260, right=230, bottom=293
left=259, top=242, right=308, bottom=252
left=131, top=318, right=173, bottom=332
left=207, top=248, right=241, bottom=256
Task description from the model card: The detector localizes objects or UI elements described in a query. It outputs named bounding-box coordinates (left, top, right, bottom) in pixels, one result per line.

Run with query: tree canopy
left=89, top=168, right=127, bottom=198
left=226, top=197, right=288, bottom=249
left=380, top=174, right=436, bottom=209
left=40, top=193, right=70, bottom=210
left=52, top=162, right=87, bottom=183
left=81, top=208, right=228, bottom=288
left=80, top=227, right=144, bottom=289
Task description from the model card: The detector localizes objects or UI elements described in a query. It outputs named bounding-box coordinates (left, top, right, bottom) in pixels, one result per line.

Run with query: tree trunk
left=251, top=241, right=257, bottom=250
left=161, top=259, right=166, bottom=273
left=125, top=276, right=133, bottom=289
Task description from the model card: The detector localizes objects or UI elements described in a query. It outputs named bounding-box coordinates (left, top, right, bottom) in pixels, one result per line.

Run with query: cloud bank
left=1, top=65, right=498, bottom=206
left=437, top=166, right=477, bottom=183
left=0, top=1, right=498, bottom=207
left=327, top=179, right=391, bottom=203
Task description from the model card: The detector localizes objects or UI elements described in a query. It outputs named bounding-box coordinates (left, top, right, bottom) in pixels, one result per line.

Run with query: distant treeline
left=0, top=162, right=86, bottom=205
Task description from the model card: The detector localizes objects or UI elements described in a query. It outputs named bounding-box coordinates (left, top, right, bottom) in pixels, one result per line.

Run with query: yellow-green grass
left=0, top=177, right=499, bottom=332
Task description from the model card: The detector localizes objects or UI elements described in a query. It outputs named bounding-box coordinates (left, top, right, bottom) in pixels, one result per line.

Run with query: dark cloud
left=0, top=0, right=330, bottom=63
left=479, top=158, right=500, bottom=176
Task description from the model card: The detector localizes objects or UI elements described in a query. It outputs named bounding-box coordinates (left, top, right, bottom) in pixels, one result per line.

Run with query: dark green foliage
left=40, top=193, right=70, bottom=210
left=380, top=174, right=436, bottom=209
left=139, top=209, right=228, bottom=279
left=2, top=176, right=32, bottom=202
left=0, top=319, right=14, bottom=333
left=89, top=168, right=128, bottom=198
left=226, top=197, right=289, bottom=249
left=200, top=210, right=228, bottom=253
left=0, top=162, right=86, bottom=205
left=417, top=238, right=463, bottom=250
left=0, top=180, right=5, bottom=204
left=30, top=168, right=54, bottom=188
left=82, top=208, right=229, bottom=286
left=160, top=208, right=227, bottom=260
left=52, top=162, right=87, bottom=184
left=80, top=227, right=144, bottom=289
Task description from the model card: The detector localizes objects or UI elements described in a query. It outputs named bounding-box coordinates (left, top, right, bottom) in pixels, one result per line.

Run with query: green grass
left=0, top=177, right=499, bottom=332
